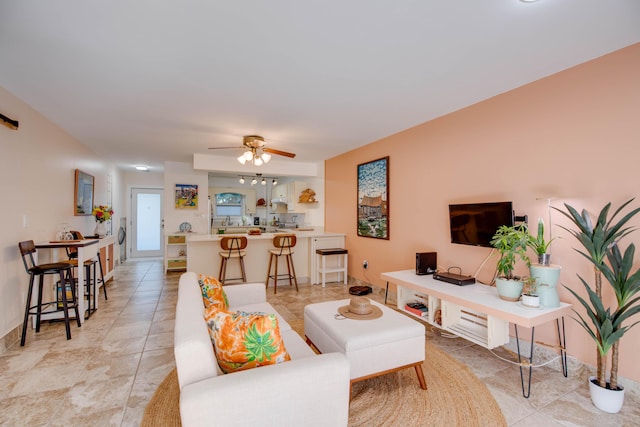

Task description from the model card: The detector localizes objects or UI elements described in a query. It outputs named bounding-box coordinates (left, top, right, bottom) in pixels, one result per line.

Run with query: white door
left=131, top=188, right=163, bottom=258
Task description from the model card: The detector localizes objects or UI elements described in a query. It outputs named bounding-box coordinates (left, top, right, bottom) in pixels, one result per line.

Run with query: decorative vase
left=529, top=264, right=562, bottom=308
left=495, top=277, right=524, bottom=302
left=589, top=376, right=625, bottom=413
left=94, top=222, right=107, bottom=238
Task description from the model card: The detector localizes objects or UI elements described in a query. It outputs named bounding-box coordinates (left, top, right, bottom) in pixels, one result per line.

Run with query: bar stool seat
left=315, top=248, right=348, bottom=287
left=218, top=235, right=248, bottom=285
left=265, top=234, right=299, bottom=294
left=18, top=240, right=81, bottom=346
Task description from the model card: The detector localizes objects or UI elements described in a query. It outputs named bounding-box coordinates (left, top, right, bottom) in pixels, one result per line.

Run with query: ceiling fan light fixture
left=254, top=156, right=264, bottom=166
left=261, top=152, right=271, bottom=163
left=243, top=151, right=254, bottom=161
left=237, top=155, right=247, bottom=165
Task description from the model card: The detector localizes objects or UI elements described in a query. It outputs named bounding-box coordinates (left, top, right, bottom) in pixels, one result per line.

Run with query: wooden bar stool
left=67, top=231, right=100, bottom=317
left=70, top=231, right=107, bottom=300
left=265, top=234, right=298, bottom=294
left=315, top=248, right=348, bottom=287
left=218, top=235, right=248, bottom=285
left=18, top=240, right=81, bottom=346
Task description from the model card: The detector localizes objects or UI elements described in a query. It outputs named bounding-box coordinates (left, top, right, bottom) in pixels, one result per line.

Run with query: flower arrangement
left=92, top=205, right=113, bottom=223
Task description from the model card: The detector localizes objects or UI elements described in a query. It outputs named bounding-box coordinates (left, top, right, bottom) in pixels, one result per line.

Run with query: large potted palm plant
left=491, top=224, right=531, bottom=301
left=555, top=199, right=640, bottom=413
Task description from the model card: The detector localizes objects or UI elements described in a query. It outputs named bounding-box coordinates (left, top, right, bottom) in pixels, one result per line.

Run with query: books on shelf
left=405, top=301, right=428, bottom=317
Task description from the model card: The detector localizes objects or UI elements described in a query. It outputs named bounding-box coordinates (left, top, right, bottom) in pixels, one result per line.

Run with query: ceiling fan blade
left=263, top=147, right=296, bottom=158
left=208, top=146, right=243, bottom=150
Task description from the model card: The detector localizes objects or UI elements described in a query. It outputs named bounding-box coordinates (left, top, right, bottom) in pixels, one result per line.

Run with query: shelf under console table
left=381, top=269, right=572, bottom=398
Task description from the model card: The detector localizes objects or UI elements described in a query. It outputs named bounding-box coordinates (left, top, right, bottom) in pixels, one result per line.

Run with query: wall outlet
left=363, top=260, right=368, bottom=269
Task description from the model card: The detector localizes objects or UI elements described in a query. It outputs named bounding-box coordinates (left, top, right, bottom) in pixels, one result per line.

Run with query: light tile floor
left=1, top=258, right=638, bottom=426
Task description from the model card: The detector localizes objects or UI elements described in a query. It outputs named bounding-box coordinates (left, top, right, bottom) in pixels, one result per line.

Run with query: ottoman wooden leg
left=415, top=363, right=427, bottom=390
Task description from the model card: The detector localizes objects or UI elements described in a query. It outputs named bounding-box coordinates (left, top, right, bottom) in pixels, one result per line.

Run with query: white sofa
left=174, top=272, right=351, bottom=427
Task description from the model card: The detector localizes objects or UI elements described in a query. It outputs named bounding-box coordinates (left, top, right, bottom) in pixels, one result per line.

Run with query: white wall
left=163, top=161, right=210, bottom=235
left=0, top=86, right=121, bottom=349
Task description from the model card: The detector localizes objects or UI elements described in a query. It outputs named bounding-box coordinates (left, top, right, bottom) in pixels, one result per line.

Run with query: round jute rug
left=142, top=342, right=506, bottom=426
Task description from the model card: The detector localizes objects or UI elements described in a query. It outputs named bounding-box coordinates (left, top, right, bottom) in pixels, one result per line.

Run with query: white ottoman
left=304, top=299, right=427, bottom=390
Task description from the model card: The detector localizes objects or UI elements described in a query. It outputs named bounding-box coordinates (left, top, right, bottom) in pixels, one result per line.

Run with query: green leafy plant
left=527, top=218, right=555, bottom=256
left=490, top=224, right=531, bottom=280
left=522, top=276, right=538, bottom=296
left=555, top=199, right=640, bottom=390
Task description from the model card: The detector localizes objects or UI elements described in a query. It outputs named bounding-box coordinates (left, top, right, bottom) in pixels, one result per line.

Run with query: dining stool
left=67, top=231, right=100, bottom=317
left=18, top=240, right=81, bottom=346
left=70, top=231, right=107, bottom=299
left=315, top=248, right=348, bottom=287
left=218, top=235, right=248, bottom=285
left=265, top=234, right=298, bottom=294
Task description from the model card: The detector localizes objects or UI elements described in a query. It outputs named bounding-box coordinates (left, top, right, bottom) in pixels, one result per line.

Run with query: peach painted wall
left=326, top=43, right=640, bottom=382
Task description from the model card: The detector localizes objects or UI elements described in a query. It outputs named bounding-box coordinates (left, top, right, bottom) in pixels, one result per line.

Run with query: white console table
left=381, top=269, right=571, bottom=398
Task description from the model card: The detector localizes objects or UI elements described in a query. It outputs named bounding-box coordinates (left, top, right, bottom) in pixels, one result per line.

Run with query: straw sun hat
left=337, top=297, right=383, bottom=320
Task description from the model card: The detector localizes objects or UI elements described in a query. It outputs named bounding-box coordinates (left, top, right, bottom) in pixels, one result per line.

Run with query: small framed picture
left=175, top=184, right=198, bottom=209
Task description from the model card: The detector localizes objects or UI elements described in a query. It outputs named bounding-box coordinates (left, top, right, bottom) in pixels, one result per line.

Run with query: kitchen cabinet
left=97, top=236, right=116, bottom=284
left=244, top=190, right=257, bottom=214
left=270, top=181, right=310, bottom=213
left=272, top=184, right=288, bottom=201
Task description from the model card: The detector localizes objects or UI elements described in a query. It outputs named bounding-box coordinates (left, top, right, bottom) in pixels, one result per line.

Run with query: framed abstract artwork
left=357, top=156, right=389, bottom=239
left=175, top=184, right=198, bottom=209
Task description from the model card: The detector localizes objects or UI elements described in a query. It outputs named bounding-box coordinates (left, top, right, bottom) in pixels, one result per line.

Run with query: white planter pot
left=589, top=376, right=625, bottom=413
left=495, top=277, right=523, bottom=302
left=521, top=294, right=540, bottom=308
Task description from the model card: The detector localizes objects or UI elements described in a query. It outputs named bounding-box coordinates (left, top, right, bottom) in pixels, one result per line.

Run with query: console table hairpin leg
left=514, top=317, right=568, bottom=398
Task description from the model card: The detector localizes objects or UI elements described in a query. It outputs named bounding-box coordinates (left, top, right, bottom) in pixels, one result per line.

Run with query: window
left=215, top=193, right=244, bottom=217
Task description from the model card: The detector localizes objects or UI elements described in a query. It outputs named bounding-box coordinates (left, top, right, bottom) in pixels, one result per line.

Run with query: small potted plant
left=527, top=218, right=554, bottom=265
left=527, top=218, right=562, bottom=308
left=521, top=277, right=540, bottom=308
left=490, top=224, right=531, bottom=301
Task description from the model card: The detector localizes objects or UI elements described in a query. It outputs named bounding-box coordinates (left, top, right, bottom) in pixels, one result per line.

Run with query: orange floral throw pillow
left=204, top=307, right=291, bottom=374
left=198, top=274, right=228, bottom=310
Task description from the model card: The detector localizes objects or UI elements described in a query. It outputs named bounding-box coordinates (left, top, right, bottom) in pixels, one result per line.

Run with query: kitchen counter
left=186, top=231, right=346, bottom=283
left=188, top=230, right=342, bottom=242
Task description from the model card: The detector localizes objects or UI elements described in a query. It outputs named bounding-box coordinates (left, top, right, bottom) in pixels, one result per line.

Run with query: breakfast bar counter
left=187, top=231, right=346, bottom=284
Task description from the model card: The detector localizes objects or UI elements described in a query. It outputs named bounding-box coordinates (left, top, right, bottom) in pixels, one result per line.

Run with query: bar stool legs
left=266, top=234, right=299, bottom=294
left=97, top=253, right=107, bottom=300
left=218, top=236, right=248, bottom=285
left=20, top=268, right=80, bottom=346
left=266, top=252, right=299, bottom=294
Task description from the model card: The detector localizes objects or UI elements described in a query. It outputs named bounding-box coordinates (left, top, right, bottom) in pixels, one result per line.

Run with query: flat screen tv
left=448, top=201, right=514, bottom=248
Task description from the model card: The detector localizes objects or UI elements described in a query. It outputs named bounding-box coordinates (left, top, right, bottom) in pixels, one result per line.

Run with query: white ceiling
left=1, top=1, right=639, bottom=172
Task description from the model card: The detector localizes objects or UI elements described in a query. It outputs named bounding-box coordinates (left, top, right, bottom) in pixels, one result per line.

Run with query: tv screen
left=449, top=202, right=514, bottom=247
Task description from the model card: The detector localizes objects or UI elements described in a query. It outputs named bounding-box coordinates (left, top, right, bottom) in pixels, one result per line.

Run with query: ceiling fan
left=209, top=135, right=296, bottom=166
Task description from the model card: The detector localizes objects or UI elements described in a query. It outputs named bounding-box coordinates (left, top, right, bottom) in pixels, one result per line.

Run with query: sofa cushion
left=205, top=308, right=291, bottom=373
left=198, top=274, right=228, bottom=310
left=233, top=302, right=292, bottom=332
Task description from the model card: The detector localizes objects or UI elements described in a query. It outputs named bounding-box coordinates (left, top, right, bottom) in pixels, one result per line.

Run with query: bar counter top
left=186, top=230, right=346, bottom=283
